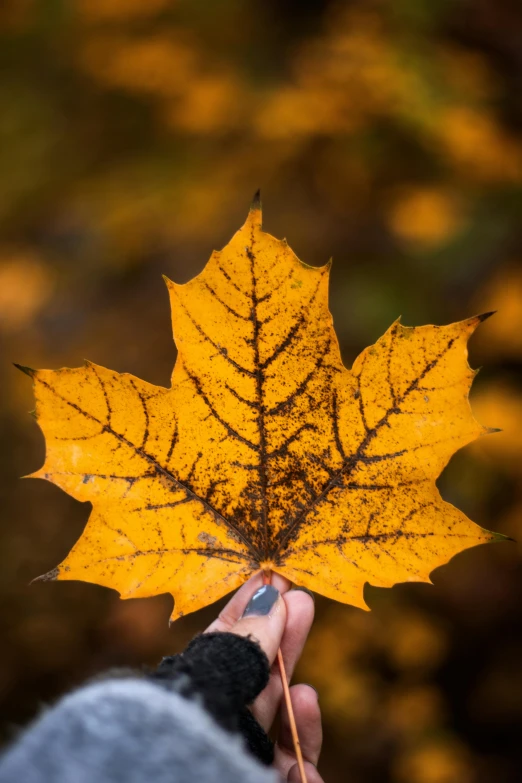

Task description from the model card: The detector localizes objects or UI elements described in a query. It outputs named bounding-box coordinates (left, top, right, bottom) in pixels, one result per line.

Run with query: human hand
left=206, top=573, right=323, bottom=783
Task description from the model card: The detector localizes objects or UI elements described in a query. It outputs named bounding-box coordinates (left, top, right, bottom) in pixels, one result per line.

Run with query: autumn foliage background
left=1, top=1, right=522, bottom=781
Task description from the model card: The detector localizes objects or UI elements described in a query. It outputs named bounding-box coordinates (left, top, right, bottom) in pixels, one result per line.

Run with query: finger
left=278, top=684, right=322, bottom=766
left=252, top=589, right=315, bottom=729
left=227, top=584, right=287, bottom=664
left=278, top=590, right=315, bottom=683
left=205, top=572, right=291, bottom=634
left=274, top=685, right=323, bottom=782
left=288, top=761, right=325, bottom=783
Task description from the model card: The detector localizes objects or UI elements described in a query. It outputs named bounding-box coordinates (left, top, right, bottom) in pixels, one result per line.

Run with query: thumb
left=229, top=584, right=286, bottom=665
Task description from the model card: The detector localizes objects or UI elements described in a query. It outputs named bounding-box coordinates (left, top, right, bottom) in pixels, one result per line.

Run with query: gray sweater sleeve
left=0, top=679, right=279, bottom=783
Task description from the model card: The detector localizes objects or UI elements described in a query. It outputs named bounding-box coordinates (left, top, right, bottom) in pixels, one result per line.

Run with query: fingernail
left=305, top=683, right=319, bottom=700
left=242, top=584, right=280, bottom=617
left=293, top=586, right=315, bottom=603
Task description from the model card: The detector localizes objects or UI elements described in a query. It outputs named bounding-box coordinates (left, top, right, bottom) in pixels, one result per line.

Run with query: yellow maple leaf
left=19, top=196, right=503, bottom=621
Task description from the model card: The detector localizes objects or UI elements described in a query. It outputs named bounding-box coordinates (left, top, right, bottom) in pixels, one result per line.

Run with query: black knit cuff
left=149, top=632, right=274, bottom=765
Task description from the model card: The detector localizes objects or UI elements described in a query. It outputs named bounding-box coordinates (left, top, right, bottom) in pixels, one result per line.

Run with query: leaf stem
left=263, top=569, right=308, bottom=783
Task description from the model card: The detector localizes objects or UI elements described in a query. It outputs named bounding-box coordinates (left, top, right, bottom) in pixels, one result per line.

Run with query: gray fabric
left=0, top=679, right=279, bottom=783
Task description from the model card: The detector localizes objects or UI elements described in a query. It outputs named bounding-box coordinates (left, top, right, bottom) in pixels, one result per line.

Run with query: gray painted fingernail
left=242, top=585, right=280, bottom=617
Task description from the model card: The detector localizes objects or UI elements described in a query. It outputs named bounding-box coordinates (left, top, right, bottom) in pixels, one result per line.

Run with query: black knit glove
left=149, top=632, right=274, bottom=765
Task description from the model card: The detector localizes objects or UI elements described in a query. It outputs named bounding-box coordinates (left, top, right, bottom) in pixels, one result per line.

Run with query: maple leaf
left=20, top=195, right=503, bottom=621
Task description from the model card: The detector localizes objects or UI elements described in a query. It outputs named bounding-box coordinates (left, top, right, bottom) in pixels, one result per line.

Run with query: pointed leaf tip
left=247, top=190, right=262, bottom=230
left=250, top=189, right=261, bottom=211
left=162, top=274, right=175, bottom=289
left=477, top=311, right=496, bottom=322
left=490, top=531, right=515, bottom=543
left=30, top=567, right=59, bottom=584
left=464, top=311, right=496, bottom=333
left=14, top=363, right=35, bottom=378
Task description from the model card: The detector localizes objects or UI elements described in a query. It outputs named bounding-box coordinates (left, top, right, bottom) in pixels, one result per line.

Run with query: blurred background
left=1, top=0, right=521, bottom=780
